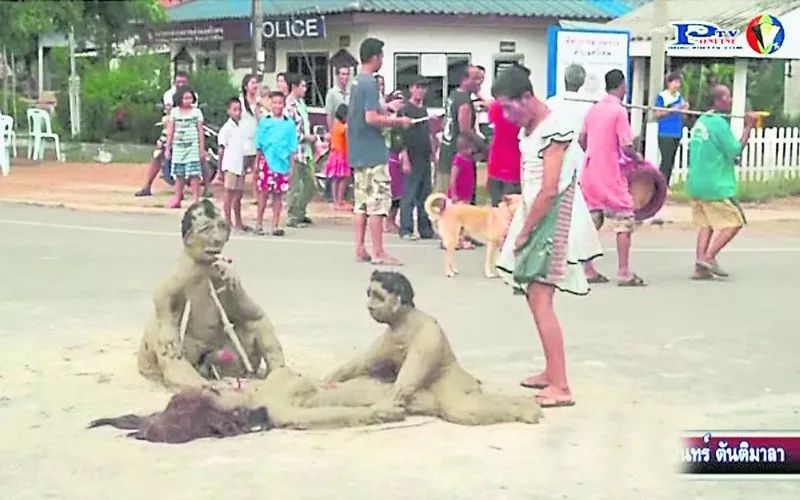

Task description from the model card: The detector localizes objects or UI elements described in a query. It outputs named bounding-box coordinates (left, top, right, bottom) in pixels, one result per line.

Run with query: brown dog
left=424, top=193, right=523, bottom=278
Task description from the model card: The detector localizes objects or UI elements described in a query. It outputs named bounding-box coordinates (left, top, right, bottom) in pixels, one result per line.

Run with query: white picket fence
left=669, top=127, right=800, bottom=184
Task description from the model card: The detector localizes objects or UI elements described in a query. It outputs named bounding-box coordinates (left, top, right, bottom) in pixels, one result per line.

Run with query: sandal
left=587, top=273, right=610, bottom=284
left=617, top=274, right=646, bottom=287
left=535, top=393, right=576, bottom=408
left=272, top=228, right=285, bottom=236
left=697, top=260, right=729, bottom=278
left=520, top=375, right=548, bottom=390
left=253, top=227, right=265, bottom=236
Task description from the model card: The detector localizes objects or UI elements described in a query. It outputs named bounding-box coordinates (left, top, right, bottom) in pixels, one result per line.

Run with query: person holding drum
left=578, top=69, right=646, bottom=287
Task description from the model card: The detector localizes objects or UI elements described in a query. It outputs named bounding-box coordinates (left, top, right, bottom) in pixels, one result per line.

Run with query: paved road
left=1, top=202, right=799, bottom=499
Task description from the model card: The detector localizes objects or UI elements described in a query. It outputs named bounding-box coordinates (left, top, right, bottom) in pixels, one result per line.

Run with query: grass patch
left=671, top=176, right=800, bottom=203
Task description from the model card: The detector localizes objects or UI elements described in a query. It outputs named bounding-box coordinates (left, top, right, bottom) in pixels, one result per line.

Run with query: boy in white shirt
left=218, top=98, right=250, bottom=231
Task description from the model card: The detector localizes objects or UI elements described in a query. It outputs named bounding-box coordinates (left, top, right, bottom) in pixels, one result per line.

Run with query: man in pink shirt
left=486, top=94, right=522, bottom=206
left=579, top=69, right=645, bottom=286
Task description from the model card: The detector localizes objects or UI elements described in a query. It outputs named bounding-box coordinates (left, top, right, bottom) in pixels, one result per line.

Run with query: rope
left=207, top=280, right=255, bottom=374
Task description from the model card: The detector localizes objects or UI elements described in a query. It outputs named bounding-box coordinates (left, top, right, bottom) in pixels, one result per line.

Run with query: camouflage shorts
left=590, top=210, right=636, bottom=234
left=353, top=164, right=391, bottom=216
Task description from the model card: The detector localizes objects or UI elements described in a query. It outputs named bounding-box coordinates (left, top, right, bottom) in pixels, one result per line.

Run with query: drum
left=625, top=158, right=667, bottom=221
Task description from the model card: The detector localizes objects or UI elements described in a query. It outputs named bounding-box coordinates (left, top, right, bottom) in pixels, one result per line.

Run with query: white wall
left=171, top=15, right=550, bottom=109
left=368, top=21, right=549, bottom=99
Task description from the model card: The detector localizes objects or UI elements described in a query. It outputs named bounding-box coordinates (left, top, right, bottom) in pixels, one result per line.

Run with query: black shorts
left=487, top=178, right=521, bottom=206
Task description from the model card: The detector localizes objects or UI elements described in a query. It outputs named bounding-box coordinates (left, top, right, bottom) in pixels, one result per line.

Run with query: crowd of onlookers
left=131, top=37, right=520, bottom=251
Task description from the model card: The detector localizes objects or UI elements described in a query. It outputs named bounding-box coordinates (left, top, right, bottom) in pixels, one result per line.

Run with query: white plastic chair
left=0, top=128, right=8, bottom=176
left=26, top=108, right=61, bottom=161
left=0, top=114, right=17, bottom=158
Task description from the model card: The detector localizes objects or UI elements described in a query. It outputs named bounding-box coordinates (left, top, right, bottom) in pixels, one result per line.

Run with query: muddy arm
left=212, top=262, right=264, bottom=322
left=253, top=318, right=285, bottom=371
left=324, top=334, right=392, bottom=384
left=386, top=327, right=444, bottom=408
left=153, top=274, right=187, bottom=359
left=268, top=402, right=404, bottom=430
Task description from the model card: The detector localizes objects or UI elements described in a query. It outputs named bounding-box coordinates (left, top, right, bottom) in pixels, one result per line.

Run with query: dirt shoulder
left=2, top=161, right=800, bottom=226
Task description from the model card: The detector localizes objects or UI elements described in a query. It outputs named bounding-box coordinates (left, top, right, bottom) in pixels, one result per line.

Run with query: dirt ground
left=3, top=160, right=800, bottom=226
left=1, top=198, right=800, bottom=499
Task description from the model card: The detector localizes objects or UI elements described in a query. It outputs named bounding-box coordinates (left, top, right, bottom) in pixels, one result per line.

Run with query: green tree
left=0, top=0, right=163, bottom=59
left=76, top=0, right=165, bottom=61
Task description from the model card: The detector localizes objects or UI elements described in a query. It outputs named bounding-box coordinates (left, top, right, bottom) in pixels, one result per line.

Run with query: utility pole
left=644, top=0, right=667, bottom=162
left=647, top=0, right=668, bottom=120
left=251, top=0, right=263, bottom=75
left=68, top=28, right=81, bottom=137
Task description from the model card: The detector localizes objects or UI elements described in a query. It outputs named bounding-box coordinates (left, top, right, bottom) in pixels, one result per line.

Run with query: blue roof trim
left=167, top=0, right=647, bottom=23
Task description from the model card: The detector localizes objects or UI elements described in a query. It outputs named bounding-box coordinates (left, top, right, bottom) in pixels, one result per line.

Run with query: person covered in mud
left=137, top=198, right=285, bottom=389
left=134, top=200, right=405, bottom=430
left=321, top=271, right=541, bottom=425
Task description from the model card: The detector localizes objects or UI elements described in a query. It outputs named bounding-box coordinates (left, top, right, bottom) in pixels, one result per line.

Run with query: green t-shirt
left=687, top=113, right=741, bottom=200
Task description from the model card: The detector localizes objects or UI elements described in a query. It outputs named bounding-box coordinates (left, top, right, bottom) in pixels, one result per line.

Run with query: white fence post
left=676, top=125, right=800, bottom=182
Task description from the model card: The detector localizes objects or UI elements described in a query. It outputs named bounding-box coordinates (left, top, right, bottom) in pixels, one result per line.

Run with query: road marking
left=1, top=218, right=800, bottom=253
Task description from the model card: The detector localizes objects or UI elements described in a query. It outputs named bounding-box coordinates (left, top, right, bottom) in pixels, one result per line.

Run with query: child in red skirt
left=324, top=104, right=352, bottom=211
left=448, top=136, right=477, bottom=203
left=254, top=92, right=298, bottom=236
left=448, top=136, right=478, bottom=248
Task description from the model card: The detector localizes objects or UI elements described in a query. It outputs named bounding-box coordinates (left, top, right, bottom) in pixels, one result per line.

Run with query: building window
left=197, top=53, right=228, bottom=72
left=394, top=52, right=471, bottom=108
left=287, top=52, right=329, bottom=108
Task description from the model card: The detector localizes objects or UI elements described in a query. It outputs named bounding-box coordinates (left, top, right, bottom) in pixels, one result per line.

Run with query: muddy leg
left=437, top=391, right=541, bottom=425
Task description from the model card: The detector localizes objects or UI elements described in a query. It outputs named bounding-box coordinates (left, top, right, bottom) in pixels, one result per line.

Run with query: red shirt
left=487, top=100, right=521, bottom=183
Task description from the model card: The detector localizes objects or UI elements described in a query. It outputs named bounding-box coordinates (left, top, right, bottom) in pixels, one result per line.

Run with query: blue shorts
left=172, top=161, right=202, bottom=179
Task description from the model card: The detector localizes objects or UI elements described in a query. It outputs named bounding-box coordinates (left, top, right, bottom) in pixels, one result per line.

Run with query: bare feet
left=167, top=198, right=181, bottom=209
left=520, top=372, right=549, bottom=390
left=371, top=253, right=403, bottom=266
left=534, top=386, right=575, bottom=408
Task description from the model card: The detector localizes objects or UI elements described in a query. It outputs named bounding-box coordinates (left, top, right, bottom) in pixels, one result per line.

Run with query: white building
left=151, top=0, right=646, bottom=116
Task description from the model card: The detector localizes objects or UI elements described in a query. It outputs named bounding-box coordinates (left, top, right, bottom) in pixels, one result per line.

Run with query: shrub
left=56, top=53, right=169, bottom=143
left=189, top=68, right=238, bottom=130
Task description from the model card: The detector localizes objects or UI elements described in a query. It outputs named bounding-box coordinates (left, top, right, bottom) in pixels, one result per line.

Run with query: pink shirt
left=580, top=93, right=634, bottom=214
left=487, top=101, right=521, bottom=183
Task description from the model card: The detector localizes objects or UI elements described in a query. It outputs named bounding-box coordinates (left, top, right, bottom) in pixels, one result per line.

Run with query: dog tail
left=424, top=192, right=448, bottom=221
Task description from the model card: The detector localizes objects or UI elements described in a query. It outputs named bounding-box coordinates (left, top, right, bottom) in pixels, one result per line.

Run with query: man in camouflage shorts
left=347, top=37, right=411, bottom=265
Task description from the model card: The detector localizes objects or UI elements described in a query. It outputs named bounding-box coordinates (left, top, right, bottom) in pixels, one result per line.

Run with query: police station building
left=152, top=1, right=642, bottom=114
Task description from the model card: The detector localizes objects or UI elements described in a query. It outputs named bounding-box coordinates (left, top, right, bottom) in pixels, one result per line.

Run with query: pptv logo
left=669, top=22, right=742, bottom=51
left=746, top=14, right=784, bottom=55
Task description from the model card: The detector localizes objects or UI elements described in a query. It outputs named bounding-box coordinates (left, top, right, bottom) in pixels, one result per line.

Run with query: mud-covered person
left=138, top=199, right=284, bottom=390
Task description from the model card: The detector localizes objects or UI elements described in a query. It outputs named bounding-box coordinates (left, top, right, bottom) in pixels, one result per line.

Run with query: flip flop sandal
left=355, top=253, right=372, bottom=263
left=587, top=273, right=610, bottom=284
left=535, top=394, right=576, bottom=408
left=699, top=261, right=729, bottom=277
left=520, top=379, right=548, bottom=390
left=617, top=274, right=646, bottom=287
left=691, top=266, right=714, bottom=281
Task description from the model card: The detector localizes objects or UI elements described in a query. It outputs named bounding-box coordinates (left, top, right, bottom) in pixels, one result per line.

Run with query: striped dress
left=496, top=112, right=602, bottom=296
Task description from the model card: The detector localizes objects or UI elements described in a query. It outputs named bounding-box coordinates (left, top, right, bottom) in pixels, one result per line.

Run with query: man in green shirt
left=687, top=85, right=756, bottom=279
left=285, top=74, right=317, bottom=228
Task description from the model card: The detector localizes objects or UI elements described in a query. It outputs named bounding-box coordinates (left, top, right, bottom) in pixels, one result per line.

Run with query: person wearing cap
left=397, top=76, right=435, bottom=240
